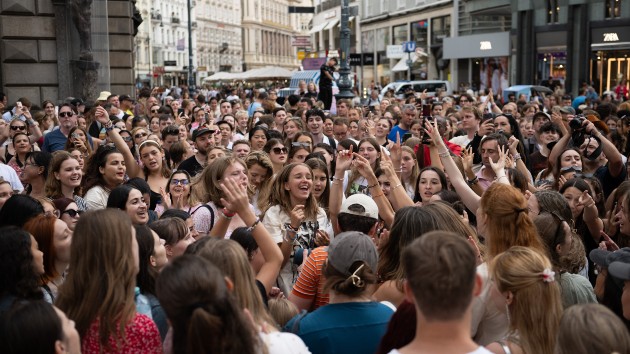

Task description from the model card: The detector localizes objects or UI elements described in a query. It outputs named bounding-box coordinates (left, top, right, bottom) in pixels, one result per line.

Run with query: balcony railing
left=172, top=17, right=181, bottom=24
left=151, top=12, right=162, bottom=20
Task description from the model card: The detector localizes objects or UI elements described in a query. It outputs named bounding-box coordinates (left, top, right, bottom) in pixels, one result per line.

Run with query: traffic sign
left=403, top=41, right=416, bottom=53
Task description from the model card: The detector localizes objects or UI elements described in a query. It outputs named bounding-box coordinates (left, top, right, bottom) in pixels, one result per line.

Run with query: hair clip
left=349, top=264, right=365, bottom=288
left=541, top=268, right=555, bottom=283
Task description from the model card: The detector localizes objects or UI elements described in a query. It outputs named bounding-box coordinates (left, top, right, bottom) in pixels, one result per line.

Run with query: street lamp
left=335, top=0, right=354, bottom=100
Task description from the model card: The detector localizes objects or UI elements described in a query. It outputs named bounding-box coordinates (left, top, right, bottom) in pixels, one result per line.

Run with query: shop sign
left=603, top=33, right=620, bottom=42
left=363, top=53, right=375, bottom=65
left=592, top=27, right=630, bottom=47
left=386, top=45, right=404, bottom=59
left=443, top=32, right=510, bottom=59
left=348, top=53, right=362, bottom=66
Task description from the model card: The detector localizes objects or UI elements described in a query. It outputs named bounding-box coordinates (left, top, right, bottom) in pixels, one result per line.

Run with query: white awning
left=391, top=53, right=419, bottom=72
left=324, top=19, right=339, bottom=30
left=308, top=21, right=329, bottom=34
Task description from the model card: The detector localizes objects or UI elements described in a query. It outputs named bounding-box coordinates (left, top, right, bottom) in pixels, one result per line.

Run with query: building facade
left=196, top=0, right=242, bottom=82
left=360, top=0, right=453, bottom=89
left=241, top=0, right=307, bottom=71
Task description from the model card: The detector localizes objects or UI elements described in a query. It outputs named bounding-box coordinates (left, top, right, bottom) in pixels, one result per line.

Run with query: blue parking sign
left=403, top=41, right=416, bottom=53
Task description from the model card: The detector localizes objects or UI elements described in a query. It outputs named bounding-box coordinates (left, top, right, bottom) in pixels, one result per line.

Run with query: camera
left=569, top=115, right=586, bottom=131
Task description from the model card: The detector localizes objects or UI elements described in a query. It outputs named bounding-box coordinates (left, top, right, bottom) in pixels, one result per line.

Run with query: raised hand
left=389, top=132, right=402, bottom=165
left=577, top=190, right=595, bottom=209
left=219, top=176, right=250, bottom=214
left=94, top=106, right=110, bottom=124
left=335, top=144, right=354, bottom=172
left=352, top=153, right=378, bottom=182
left=489, top=145, right=508, bottom=174
left=289, top=205, right=306, bottom=229
left=462, top=147, right=474, bottom=172
left=508, top=136, right=519, bottom=156
left=159, top=186, right=172, bottom=209
left=423, top=118, right=445, bottom=149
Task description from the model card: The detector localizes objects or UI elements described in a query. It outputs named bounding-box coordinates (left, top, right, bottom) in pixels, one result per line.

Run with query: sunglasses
left=151, top=109, right=159, bottom=113
left=272, top=147, right=288, bottom=154
left=61, top=209, right=83, bottom=218
left=122, top=136, right=132, bottom=142
left=170, top=178, right=189, bottom=186
left=10, top=126, right=26, bottom=131
left=134, top=133, right=148, bottom=139
left=59, top=112, right=74, bottom=118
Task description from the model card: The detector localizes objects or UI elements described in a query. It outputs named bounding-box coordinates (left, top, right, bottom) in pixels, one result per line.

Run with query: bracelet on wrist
left=367, top=182, right=378, bottom=189
left=372, top=191, right=385, bottom=198
left=221, top=208, right=236, bottom=218
left=513, top=153, right=522, bottom=161
left=246, top=219, right=260, bottom=232
left=467, top=176, right=479, bottom=185
left=332, top=176, right=344, bottom=182
left=285, top=223, right=299, bottom=233
left=393, top=183, right=403, bottom=190
left=438, top=150, right=450, bottom=158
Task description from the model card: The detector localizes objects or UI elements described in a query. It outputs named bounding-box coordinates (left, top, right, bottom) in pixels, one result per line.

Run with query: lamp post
left=335, top=0, right=354, bottom=99
left=187, top=0, right=194, bottom=89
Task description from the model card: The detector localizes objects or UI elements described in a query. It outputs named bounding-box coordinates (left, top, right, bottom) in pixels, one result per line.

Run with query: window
left=393, top=24, right=408, bottom=45
left=397, top=0, right=405, bottom=9
left=364, top=0, right=370, bottom=18
left=606, top=0, right=621, bottom=18
left=547, top=0, right=559, bottom=24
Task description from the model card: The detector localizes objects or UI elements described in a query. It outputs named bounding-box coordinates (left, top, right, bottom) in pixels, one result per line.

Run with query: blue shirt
left=388, top=125, right=408, bottom=142
left=42, top=129, right=93, bottom=153
left=284, top=302, right=394, bottom=354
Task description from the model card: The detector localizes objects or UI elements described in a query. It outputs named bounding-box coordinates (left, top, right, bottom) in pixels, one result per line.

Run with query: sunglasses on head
left=292, top=142, right=311, bottom=148
left=272, top=147, right=288, bottom=154
left=170, top=178, right=189, bottom=186
left=61, top=209, right=82, bottom=218
left=59, top=112, right=74, bottom=118
left=134, top=132, right=148, bottom=139
left=10, top=125, right=26, bottom=131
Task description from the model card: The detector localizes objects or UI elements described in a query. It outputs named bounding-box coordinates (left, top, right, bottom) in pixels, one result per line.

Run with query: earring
left=505, top=303, right=511, bottom=325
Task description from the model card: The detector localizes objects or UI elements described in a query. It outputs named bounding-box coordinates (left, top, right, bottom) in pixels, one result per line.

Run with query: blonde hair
left=191, top=239, right=276, bottom=328
left=400, top=146, right=419, bottom=193
left=490, top=247, right=562, bottom=354
left=480, top=183, right=546, bottom=259
left=244, top=151, right=274, bottom=212
left=555, top=304, right=630, bottom=354
left=268, top=298, right=299, bottom=328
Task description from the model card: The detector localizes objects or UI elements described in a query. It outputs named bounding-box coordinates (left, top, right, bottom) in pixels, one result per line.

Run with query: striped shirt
left=291, top=246, right=330, bottom=311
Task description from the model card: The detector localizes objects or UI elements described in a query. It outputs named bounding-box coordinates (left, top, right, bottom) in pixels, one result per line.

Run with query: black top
left=319, top=64, right=334, bottom=88
left=178, top=155, right=204, bottom=177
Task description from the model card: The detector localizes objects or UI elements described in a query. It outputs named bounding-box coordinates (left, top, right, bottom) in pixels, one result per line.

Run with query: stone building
left=0, top=0, right=137, bottom=103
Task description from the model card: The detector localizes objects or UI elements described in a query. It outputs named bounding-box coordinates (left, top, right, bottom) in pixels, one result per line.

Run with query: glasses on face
left=122, top=136, right=132, bottom=142
left=151, top=109, right=159, bottom=113
left=23, top=161, right=38, bottom=168
left=170, top=178, right=190, bottom=186
left=272, top=147, right=288, bottom=154
left=10, top=125, right=26, bottom=131
left=59, top=112, right=74, bottom=118
left=134, top=132, right=148, bottom=139
left=61, top=209, right=82, bottom=218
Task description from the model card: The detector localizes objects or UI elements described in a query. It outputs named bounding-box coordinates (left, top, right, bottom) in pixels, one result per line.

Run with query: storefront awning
left=391, top=53, right=419, bottom=72
left=324, top=19, right=339, bottom=30
left=308, top=22, right=329, bottom=34
left=290, top=70, right=321, bottom=88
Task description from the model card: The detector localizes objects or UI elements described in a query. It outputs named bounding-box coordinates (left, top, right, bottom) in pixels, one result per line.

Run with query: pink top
left=82, top=313, right=163, bottom=354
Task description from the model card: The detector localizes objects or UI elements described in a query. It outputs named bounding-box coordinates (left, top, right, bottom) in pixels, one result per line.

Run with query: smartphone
left=178, top=108, right=184, bottom=115
left=204, top=113, right=209, bottom=124
left=421, top=116, right=433, bottom=144
left=482, top=113, right=494, bottom=122
left=71, top=133, right=79, bottom=139
left=402, top=132, right=412, bottom=143
left=422, top=104, right=431, bottom=118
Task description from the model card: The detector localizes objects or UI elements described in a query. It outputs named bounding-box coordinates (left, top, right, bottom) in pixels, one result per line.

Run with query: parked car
left=380, top=80, right=453, bottom=100
left=502, top=85, right=554, bottom=103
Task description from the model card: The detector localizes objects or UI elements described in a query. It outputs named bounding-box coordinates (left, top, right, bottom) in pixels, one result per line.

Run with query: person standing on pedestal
left=319, top=58, right=337, bottom=111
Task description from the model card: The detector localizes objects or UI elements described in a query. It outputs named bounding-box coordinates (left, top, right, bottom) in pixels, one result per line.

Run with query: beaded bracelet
left=247, top=219, right=260, bottom=232
left=393, top=183, right=403, bottom=190
left=367, top=182, right=378, bottom=189
left=372, top=191, right=385, bottom=198
left=438, top=151, right=450, bottom=158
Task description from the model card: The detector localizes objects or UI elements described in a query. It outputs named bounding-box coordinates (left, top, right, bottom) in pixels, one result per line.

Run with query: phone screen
left=422, top=104, right=431, bottom=117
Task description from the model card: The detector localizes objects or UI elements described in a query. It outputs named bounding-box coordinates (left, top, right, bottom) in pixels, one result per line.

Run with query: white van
left=380, top=80, right=453, bottom=100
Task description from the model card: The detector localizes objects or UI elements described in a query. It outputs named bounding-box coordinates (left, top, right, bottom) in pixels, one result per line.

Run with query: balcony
left=172, top=17, right=181, bottom=24
left=191, top=21, right=198, bottom=28
left=151, top=12, right=162, bottom=21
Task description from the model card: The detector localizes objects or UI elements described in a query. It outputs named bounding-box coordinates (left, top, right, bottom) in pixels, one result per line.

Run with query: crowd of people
left=1, top=79, right=630, bottom=354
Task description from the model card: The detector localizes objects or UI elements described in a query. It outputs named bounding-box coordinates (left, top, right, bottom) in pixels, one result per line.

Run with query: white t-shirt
left=0, top=163, right=24, bottom=192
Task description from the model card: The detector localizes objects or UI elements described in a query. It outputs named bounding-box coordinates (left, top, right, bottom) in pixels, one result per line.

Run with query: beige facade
left=241, top=0, right=310, bottom=71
